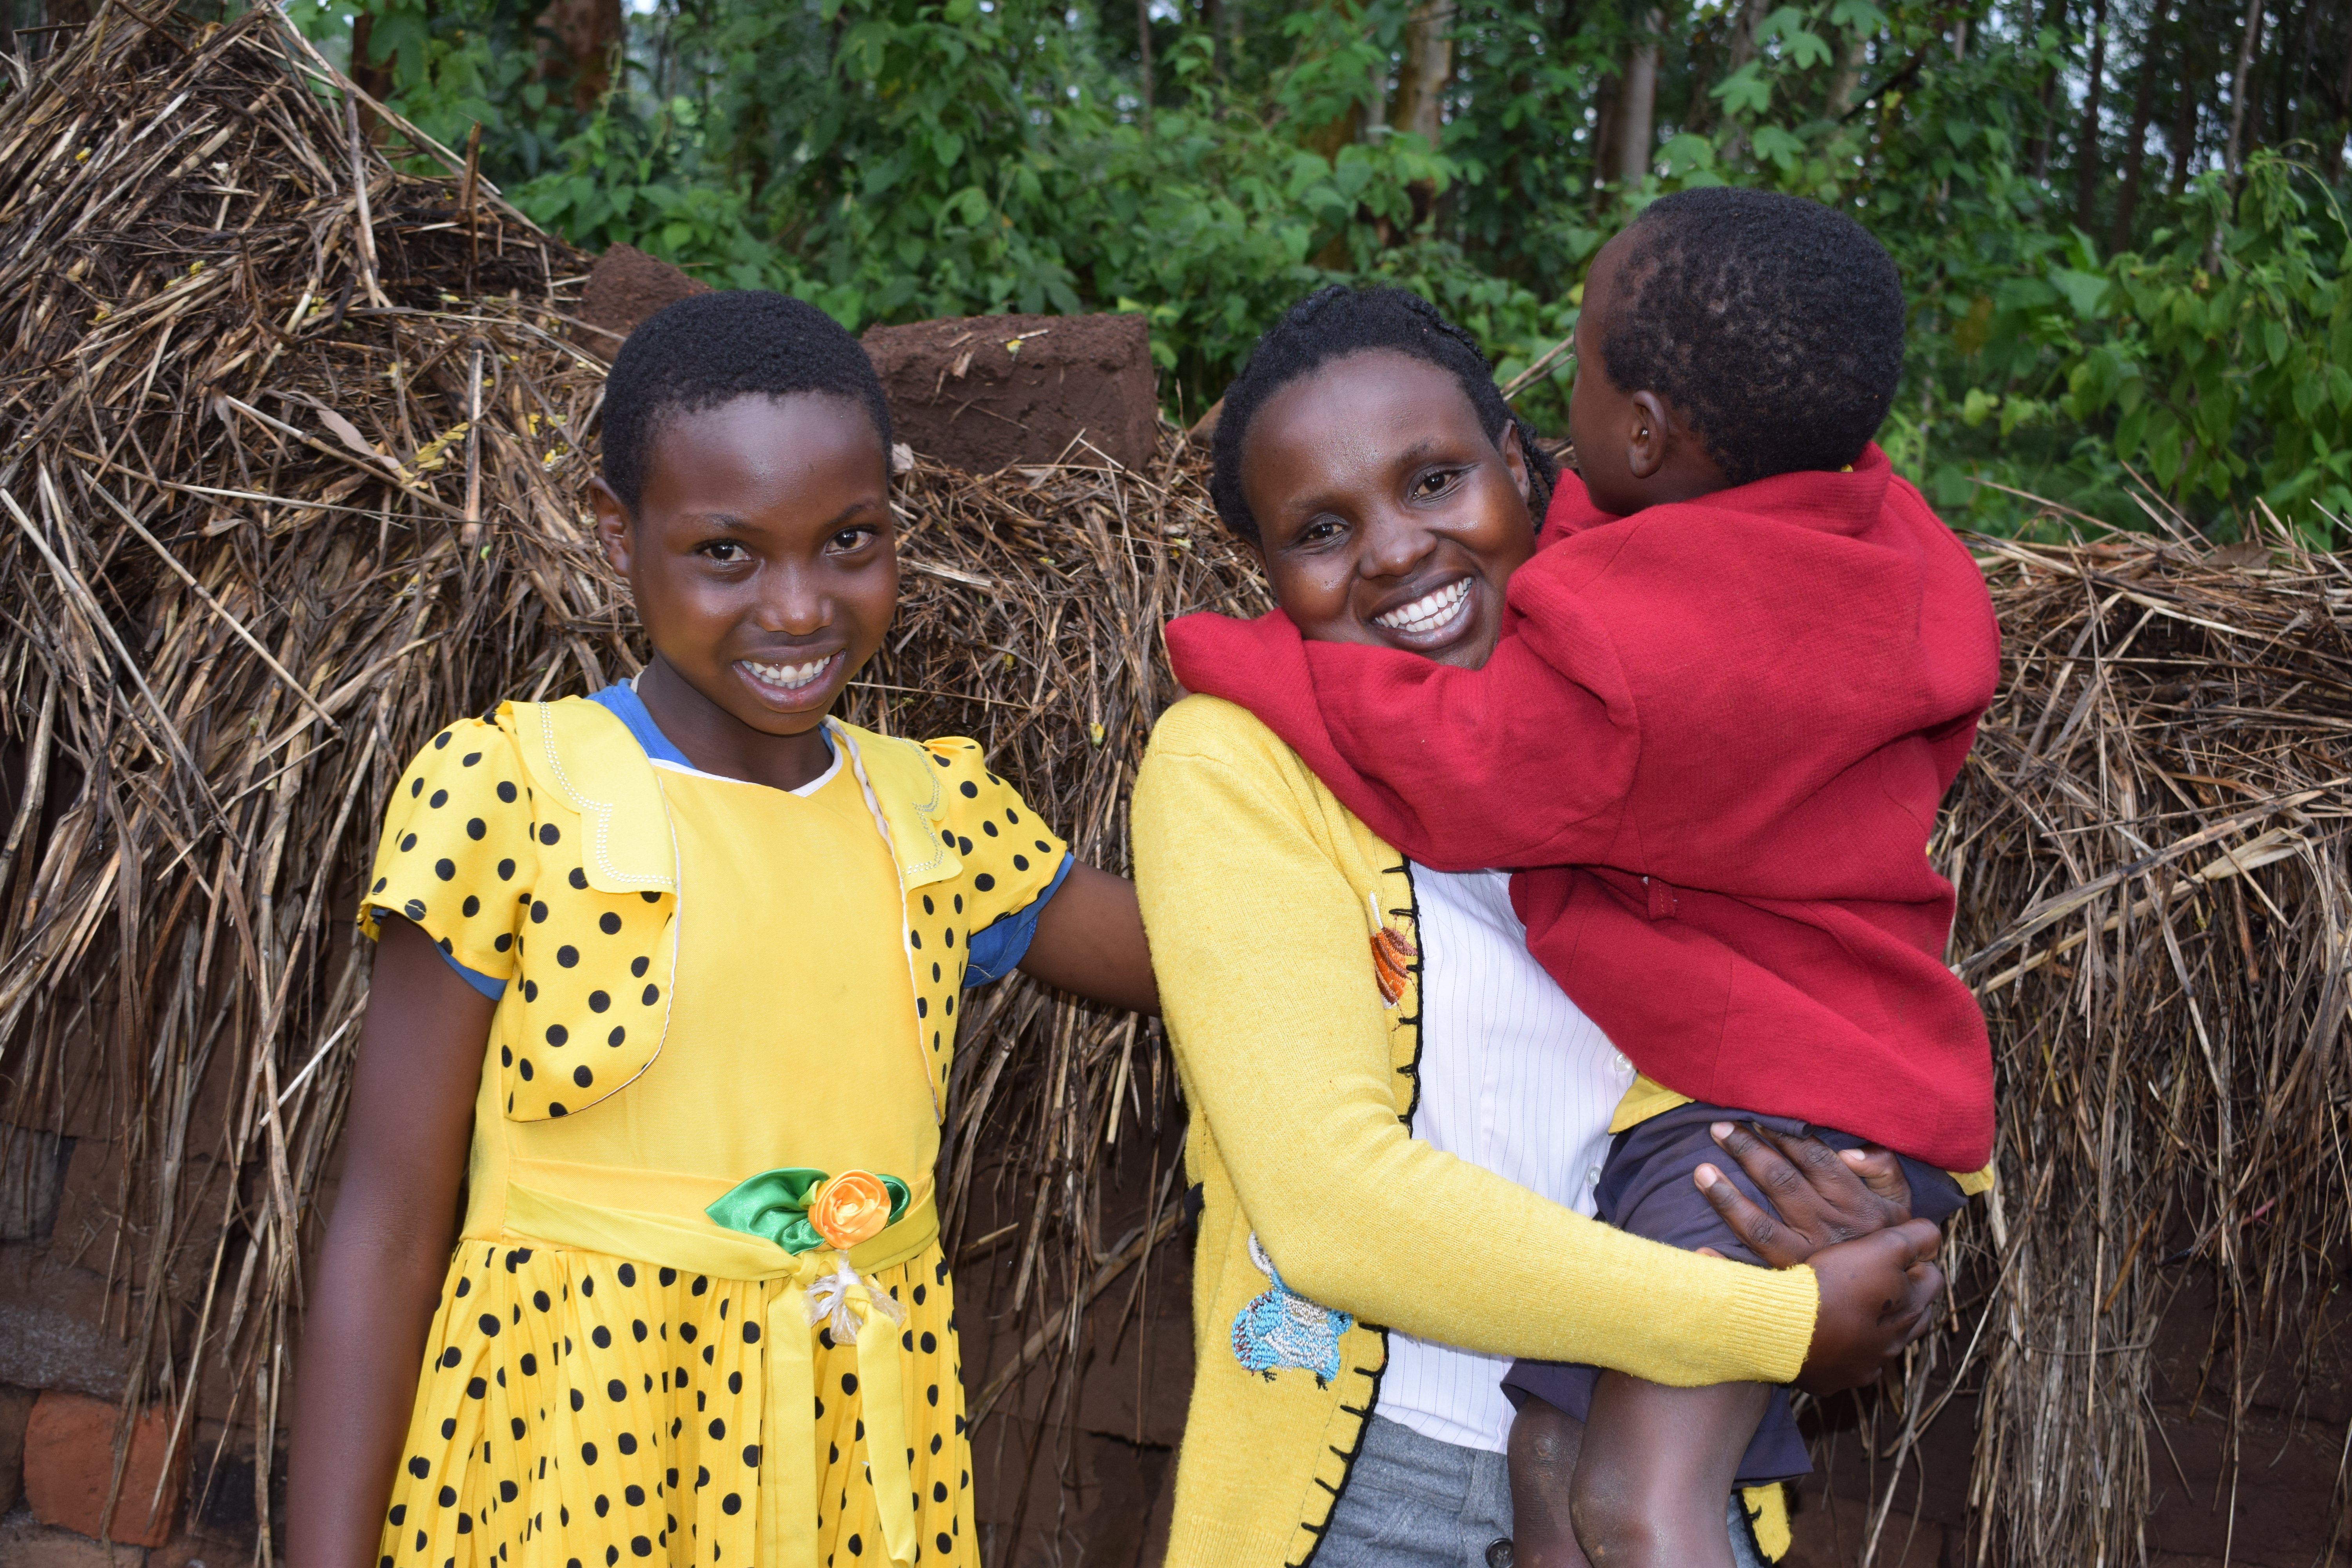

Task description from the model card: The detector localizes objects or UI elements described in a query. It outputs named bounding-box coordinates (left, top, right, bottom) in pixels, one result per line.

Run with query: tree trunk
left=2221, top=0, right=2264, bottom=171
left=2073, top=0, right=2110, bottom=230
left=1687, top=0, right=1766, bottom=136
left=2027, top=0, right=2069, bottom=180
left=1824, top=28, right=1865, bottom=119
left=347, top=11, right=396, bottom=129
left=1588, top=66, right=1622, bottom=206
left=1202, top=0, right=1224, bottom=78
left=2167, top=33, right=2201, bottom=194
left=1390, top=1, right=1455, bottom=148
left=1614, top=11, right=1662, bottom=186
left=2109, top=0, right=2171, bottom=252
left=2325, top=20, right=2352, bottom=183
left=542, top=0, right=625, bottom=114
left=1136, top=0, right=1155, bottom=134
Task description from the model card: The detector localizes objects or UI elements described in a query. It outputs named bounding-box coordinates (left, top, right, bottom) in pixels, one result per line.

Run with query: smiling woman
left=1134, top=283, right=1954, bottom=1568
left=1234, top=347, right=1536, bottom=669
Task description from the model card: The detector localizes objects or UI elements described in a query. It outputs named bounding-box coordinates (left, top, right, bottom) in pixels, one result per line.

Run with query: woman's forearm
left=1134, top=720, right=1819, bottom=1388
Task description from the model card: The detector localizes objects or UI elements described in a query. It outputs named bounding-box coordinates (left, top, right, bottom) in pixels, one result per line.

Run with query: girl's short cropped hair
left=600, top=290, right=894, bottom=515
left=1602, top=188, right=1904, bottom=486
left=1209, top=285, right=1557, bottom=544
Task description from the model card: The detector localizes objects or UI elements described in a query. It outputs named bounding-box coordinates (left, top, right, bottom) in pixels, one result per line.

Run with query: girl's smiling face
left=1238, top=349, right=1537, bottom=670
left=591, top=392, right=897, bottom=786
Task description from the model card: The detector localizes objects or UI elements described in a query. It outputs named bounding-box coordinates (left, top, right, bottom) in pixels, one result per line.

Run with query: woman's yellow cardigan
left=1134, top=696, right=1821, bottom=1568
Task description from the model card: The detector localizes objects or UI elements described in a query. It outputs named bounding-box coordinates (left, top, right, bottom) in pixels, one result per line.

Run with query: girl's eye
left=1412, top=468, right=1461, bottom=499
left=826, top=526, right=881, bottom=555
left=697, top=539, right=750, bottom=564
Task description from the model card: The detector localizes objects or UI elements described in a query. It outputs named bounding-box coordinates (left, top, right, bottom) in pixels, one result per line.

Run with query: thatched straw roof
left=1, top=9, right=2347, bottom=1566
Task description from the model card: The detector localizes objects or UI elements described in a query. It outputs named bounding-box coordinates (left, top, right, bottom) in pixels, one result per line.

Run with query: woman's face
left=1238, top=350, right=1537, bottom=670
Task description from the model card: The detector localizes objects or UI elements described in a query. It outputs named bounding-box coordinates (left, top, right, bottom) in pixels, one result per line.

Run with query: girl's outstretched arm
left=1016, top=862, right=1160, bottom=1016
left=287, top=916, right=494, bottom=1568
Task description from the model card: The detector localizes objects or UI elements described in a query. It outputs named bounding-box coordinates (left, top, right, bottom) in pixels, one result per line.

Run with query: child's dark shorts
left=1501, top=1100, right=1969, bottom=1485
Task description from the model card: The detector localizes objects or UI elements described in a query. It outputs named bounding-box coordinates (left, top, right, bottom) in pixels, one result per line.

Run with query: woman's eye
left=1296, top=517, right=1345, bottom=546
left=697, top=539, right=750, bottom=563
left=1412, top=468, right=1461, bottom=499
left=826, top=526, right=880, bottom=554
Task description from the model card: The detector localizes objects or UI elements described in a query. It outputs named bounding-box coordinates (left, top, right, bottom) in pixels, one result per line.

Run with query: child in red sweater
left=1168, top=190, right=2000, bottom=1567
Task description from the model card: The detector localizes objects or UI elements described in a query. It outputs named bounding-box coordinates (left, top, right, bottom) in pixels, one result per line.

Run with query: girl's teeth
left=1375, top=579, right=1472, bottom=633
left=741, top=654, right=835, bottom=690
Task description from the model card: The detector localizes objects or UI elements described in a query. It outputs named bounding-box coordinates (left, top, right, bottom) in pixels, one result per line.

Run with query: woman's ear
left=1625, top=391, right=1671, bottom=481
left=1497, top=421, right=1532, bottom=505
left=590, top=478, right=634, bottom=574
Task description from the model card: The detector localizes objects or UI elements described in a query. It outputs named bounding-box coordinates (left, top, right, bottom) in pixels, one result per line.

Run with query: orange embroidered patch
left=1370, top=925, right=1417, bottom=1006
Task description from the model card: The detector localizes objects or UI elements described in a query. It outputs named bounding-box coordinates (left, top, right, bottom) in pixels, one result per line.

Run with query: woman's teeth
left=739, top=653, right=837, bottom=692
left=1373, top=579, right=1473, bottom=636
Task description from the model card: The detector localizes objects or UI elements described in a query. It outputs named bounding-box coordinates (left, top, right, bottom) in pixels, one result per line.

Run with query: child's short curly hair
left=600, top=290, right=893, bottom=515
left=1601, top=188, right=1904, bottom=486
left=1208, top=285, right=1557, bottom=544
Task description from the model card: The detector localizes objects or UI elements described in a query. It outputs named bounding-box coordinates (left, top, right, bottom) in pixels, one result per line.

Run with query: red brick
left=23, top=1391, right=186, bottom=1547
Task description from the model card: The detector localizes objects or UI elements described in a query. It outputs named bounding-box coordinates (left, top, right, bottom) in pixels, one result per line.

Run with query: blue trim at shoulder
left=588, top=682, right=695, bottom=768
left=962, top=851, right=1074, bottom=987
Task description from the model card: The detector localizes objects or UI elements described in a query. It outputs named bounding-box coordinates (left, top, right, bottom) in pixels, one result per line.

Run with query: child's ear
left=590, top=478, right=635, bottom=573
left=1625, top=391, right=1671, bottom=481
left=1497, top=421, right=1532, bottom=505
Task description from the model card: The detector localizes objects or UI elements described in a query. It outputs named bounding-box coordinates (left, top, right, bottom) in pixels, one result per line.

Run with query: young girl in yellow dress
left=284, top=291, right=1158, bottom=1568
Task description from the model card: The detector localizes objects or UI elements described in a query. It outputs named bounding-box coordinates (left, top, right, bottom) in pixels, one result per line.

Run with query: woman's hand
left=1691, top=1119, right=1946, bottom=1395
left=1792, top=1221, right=1945, bottom=1394
left=1693, top=1120, right=1915, bottom=1261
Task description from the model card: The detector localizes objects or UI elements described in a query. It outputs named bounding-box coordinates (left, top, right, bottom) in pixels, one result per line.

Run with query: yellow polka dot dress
left=359, top=691, right=1066, bottom=1568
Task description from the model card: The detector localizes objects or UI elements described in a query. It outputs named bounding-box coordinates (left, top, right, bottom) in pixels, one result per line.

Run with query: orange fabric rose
left=808, top=1169, right=893, bottom=1251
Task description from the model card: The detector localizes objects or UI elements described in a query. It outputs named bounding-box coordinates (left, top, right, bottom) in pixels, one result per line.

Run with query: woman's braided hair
left=1208, top=285, right=1557, bottom=544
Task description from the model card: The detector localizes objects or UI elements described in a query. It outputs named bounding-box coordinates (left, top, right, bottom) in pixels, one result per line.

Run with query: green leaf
left=1709, top=62, right=1772, bottom=117
left=2049, top=267, right=2109, bottom=320
left=1782, top=29, right=1834, bottom=69
left=1751, top=124, right=1805, bottom=171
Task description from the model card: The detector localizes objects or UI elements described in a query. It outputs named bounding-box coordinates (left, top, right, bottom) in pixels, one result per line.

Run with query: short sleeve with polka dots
left=358, top=718, right=536, bottom=980
left=922, top=735, right=1069, bottom=927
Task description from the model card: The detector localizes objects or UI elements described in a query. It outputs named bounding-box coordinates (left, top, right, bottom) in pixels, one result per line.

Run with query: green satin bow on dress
left=704, top=1167, right=911, bottom=1254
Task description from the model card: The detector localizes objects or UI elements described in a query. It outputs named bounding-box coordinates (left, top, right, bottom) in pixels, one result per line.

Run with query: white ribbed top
left=1374, top=866, right=1637, bottom=1455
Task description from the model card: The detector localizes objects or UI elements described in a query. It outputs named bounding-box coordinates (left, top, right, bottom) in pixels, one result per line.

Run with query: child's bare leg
left=1506, top=1400, right=1592, bottom=1568
left=1568, top=1372, right=1768, bottom=1568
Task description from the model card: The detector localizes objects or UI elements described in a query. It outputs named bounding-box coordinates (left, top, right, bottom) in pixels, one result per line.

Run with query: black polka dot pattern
left=905, top=737, right=1070, bottom=1103
left=378, top=1243, right=973, bottom=1567
left=358, top=713, right=677, bottom=1124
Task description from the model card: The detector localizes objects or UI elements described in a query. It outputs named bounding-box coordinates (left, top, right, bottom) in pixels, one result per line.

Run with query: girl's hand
left=1693, top=1120, right=1915, bottom=1260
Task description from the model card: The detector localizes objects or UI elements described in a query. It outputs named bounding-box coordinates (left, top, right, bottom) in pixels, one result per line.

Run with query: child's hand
left=1690, top=1120, right=1914, bottom=1263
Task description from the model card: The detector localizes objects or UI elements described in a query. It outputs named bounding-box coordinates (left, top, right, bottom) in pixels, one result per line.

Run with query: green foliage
left=309, top=0, right=2350, bottom=541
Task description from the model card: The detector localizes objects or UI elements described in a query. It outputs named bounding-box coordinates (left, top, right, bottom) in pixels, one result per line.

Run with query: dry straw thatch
left=1916, top=511, right=2352, bottom=1565
left=0, top=7, right=2347, bottom=1565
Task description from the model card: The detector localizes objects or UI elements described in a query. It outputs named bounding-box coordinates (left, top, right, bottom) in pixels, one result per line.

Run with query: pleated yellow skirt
left=380, top=1240, right=975, bottom=1568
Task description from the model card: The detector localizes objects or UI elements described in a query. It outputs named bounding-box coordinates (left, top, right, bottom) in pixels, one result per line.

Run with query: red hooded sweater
left=1164, top=446, right=2000, bottom=1171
